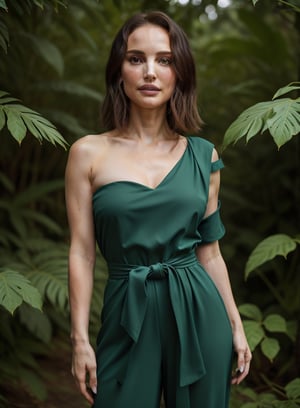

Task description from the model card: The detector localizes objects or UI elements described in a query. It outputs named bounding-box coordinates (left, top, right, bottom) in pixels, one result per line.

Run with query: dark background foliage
left=0, top=0, right=299, bottom=406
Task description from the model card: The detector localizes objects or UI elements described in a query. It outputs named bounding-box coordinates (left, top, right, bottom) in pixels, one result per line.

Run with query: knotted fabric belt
left=107, top=251, right=206, bottom=387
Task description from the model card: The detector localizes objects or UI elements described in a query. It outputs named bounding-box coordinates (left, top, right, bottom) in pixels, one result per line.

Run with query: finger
left=237, top=350, right=246, bottom=373
left=73, top=367, right=94, bottom=405
left=239, top=346, right=252, bottom=369
left=78, top=379, right=95, bottom=405
left=232, top=348, right=252, bottom=385
left=231, top=364, right=248, bottom=385
left=88, top=366, right=98, bottom=397
left=235, top=361, right=250, bottom=385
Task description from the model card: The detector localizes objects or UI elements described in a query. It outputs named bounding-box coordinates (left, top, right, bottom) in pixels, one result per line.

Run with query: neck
left=124, top=105, right=175, bottom=144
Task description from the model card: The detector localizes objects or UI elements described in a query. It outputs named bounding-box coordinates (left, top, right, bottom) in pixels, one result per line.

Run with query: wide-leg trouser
left=93, top=277, right=233, bottom=408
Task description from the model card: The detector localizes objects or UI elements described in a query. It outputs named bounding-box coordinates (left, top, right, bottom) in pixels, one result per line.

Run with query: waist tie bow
left=108, top=251, right=207, bottom=387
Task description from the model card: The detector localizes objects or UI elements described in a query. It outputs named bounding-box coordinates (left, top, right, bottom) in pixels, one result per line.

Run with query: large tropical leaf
left=20, top=32, right=64, bottom=76
left=223, top=101, right=274, bottom=147
left=266, top=98, right=300, bottom=147
left=245, top=234, right=298, bottom=279
left=32, top=80, right=103, bottom=101
left=223, top=84, right=300, bottom=150
left=273, top=82, right=300, bottom=99
left=18, top=303, right=52, bottom=343
left=41, top=109, right=89, bottom=136
left=285, top=378, right=300, bottom=400
left=27, top=244, right=69, bottom=311
left=0, top=179, right=65, bottom=238
left=0, top=0, right=7, bottom=11
left=0, top=92, right=68, bottom=147
left=0, top=269, right=42, bottom=314
left=4, top=0, right=68, bottom=13
left=1, top=241, right=69, bottom=312
left=0, top=20, right=9, bottom=52
left=20, top=209, right=63, bottom=236
left=12, top=179, right=64, bottom=206
left=30, top=266, right=69, bottom=311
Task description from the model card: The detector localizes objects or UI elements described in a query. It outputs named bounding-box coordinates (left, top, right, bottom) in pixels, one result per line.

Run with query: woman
left=65, top=11, right=251, bottom=408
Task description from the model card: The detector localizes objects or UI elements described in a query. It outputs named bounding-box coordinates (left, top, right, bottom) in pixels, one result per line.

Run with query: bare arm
left=195, top=149, right=251, bottom=385
left=65, top=138, right=97, bottom=403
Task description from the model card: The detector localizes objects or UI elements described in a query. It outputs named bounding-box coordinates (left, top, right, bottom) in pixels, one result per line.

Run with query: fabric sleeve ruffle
left=211, top=158, right=224, bottom=172
left=198, top=201, right=225, bottom=243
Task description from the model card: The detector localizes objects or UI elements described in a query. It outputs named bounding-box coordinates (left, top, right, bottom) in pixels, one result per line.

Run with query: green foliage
left=0, top=178, right=64, bottom=240
left=0, top=269, right=42, bottom=314
left=19, top=303, right=52, bottom=343
left=0, top=168, right=107, bottom=402
left=7, top=240, right=70, bottom=310
left=256, top=0, right=300, bottom=13
left=0, top=308, right=50, bottom=401
left=32, top=80, right=103, bottom=101
left=0, top=168, right=71, bottom=401
left=239, top=303, right=288, bottom=361
left=0, top=0, right=7, bottom=11
left=0, top=0, right=299, bottom=406
left=0, top=91, right=67, bottom=147
left=22, top=33, right=64, bottom=76
left=193, top=5, right=297, bottom=144
left=245, top=234, right=299, bottom=278
left=223, top=84, right=300, bottom=150
left=0, top=0, right=69, bottom=52
left=286, top=379, right=300, bottom=401
left=0, top=20, right=9, bottom=52
left=231, top=378, right=300, bottom=407
left=0, top=244, right=69, bottom=402
left=219, top=4, right=300, bottom=406
left=0, top=180, right=70, bottom=314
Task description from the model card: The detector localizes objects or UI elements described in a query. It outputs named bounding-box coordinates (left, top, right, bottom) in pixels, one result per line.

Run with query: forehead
left=127, top=24, right=171, bottom=52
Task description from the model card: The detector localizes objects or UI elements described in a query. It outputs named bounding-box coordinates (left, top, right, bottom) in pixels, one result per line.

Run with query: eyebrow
left=126, top=49, right=172, bottom=55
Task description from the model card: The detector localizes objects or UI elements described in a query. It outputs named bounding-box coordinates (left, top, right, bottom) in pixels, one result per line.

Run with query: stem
left=256, top=269, right=287, bottom=310
left=260, top=373, right=287, bottom=398
left=278, top=0, right=300, bottom=13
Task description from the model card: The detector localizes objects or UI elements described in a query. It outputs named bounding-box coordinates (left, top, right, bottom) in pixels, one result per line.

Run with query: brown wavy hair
left=101, top=11, right=203, bottom=134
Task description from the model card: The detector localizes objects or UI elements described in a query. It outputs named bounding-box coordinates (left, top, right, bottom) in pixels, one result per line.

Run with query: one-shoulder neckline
left=93, top=137, right=190, bottom=196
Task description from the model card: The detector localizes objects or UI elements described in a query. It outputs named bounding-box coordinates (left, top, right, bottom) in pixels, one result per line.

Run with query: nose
left=144, top=61, right=156, bottom=81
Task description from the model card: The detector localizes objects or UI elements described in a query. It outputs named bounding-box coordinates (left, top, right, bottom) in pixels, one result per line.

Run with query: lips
left=138, top=85, right=160, bottom=91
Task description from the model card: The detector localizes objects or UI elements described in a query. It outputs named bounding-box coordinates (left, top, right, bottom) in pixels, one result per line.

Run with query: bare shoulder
left=69, top=133, right=109, bottom=158
left=68, top=132, right=117, bottom=168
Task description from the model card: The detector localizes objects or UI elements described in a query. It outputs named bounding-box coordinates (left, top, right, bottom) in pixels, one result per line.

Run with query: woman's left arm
left=195, top=148, right=251, bottom=385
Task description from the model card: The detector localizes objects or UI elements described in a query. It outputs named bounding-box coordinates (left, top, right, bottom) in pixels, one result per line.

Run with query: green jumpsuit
left=92, top=136, right=233, bottom=408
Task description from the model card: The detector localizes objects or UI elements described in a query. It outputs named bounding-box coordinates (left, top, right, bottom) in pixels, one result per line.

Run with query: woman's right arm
left=65, top=138, right=97, bottom=404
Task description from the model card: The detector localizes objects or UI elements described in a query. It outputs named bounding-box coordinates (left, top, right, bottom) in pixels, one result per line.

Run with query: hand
left=231, top=327, right=252, bottom=385
left=71, top=341, right=97, bottom=404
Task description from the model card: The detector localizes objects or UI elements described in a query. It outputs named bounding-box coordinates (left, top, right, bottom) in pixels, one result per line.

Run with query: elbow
left=196, top=241, right=221, bottom=266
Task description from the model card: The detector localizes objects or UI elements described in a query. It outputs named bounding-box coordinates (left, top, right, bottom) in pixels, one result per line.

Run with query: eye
left=159, top=56, right=173, bottom=66
left=128, top=55, right=144, bottom=65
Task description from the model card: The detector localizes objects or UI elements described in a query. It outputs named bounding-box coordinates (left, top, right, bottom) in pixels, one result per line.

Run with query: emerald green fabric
left=92, top=136, right=233, bottom=408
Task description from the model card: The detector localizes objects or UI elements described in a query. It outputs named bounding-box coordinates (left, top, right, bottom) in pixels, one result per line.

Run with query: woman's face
left=121, top=24, right=176, bottom=111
